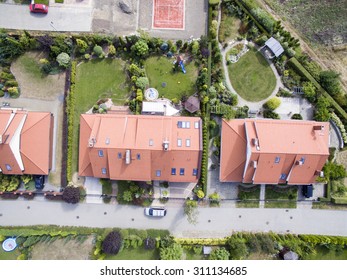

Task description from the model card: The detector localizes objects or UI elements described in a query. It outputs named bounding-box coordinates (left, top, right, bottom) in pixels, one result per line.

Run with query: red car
left=29, top=4, right=49, bottom=14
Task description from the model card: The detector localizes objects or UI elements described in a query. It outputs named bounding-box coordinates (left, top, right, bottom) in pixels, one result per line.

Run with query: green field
left=72, top=59, right=129, bottom=174
left=0, top=246, right=20, bottom=260
left=105, top=247, right=159, bottom=260
left=228, top=49, right=276, bottom=102
left=264, top=0, right=347, bottom=45
left=144, top=56, right=198, bottom=100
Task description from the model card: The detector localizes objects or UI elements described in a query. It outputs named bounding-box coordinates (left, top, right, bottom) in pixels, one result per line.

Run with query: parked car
left=29, top=4, right=49, bottom=14
left=34, top=175, right=45, bottom=190
left=144, top=207, right=167, bottom=217
left=302, top=185, right=313, bottom=198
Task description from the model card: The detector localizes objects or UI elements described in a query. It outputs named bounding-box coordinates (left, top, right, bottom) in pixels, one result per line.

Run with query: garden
left=228, top=48, right=276, bottom=102
left=237, top=184, right=260, bottom=208
left=264, top=185, right=298, bottom=209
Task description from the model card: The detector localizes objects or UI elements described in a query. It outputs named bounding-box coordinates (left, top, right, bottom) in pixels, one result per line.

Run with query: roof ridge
left=21, top=113, right=50, bottom=135
left=20, top=152, right=46, bottom=174
left=222, top=160, right=246, bottom=181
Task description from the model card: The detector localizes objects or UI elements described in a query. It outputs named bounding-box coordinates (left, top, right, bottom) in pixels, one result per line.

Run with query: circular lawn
left=228, top=49, right=276, bottom=102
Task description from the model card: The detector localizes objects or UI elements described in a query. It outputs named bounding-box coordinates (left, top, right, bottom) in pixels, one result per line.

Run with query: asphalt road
left=0, top=4, right=92, bottom=32
left=1, top=200, right=347, bottom=238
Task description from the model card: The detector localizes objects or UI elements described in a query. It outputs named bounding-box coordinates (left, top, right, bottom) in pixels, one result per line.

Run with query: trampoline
left=145, top=88, right=159, bottom=101
left=2, top=238, right=17, bottom=252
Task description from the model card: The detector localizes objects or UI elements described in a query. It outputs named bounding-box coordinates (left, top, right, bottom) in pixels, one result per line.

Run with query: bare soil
left=30, top=235, right=95, bottom=260
left=11, top=51, right=66, bottom=101
left=256, top=0, right=347, bottom=94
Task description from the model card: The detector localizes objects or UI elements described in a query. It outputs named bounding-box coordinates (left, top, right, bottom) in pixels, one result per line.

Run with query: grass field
left=264, top=0, right=347, bottom=45
left=264, top=186, right=298, bottom=209
left=105, top=247, right=159, bottom=260
left=144, top=56, right=198, bottom=100
left=228, top=49, right=276, bottom=102
left=11, top=51, right=66, bottom=100
left=0, top=245, right=19, bottom=260
left=71, top=59, right=129, bottom=175
left=219, top=11, right=241, bottom=43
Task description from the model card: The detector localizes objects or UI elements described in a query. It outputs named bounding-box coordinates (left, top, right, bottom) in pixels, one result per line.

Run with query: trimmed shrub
left=62, top=186, right=80, bottom=204
left=56, top=52, right=70, bottom=68
left=263, top=97, right=281, bottom=110
left=102, top=231, right=123, bottom=255
left=93, top=45, right=105, bottom=58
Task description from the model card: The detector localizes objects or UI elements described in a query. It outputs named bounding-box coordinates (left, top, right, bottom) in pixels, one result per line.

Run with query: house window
left=118, top=152, right=122, bottom=159
left=274, top=156, right=280, bottom=164
left=156, top=170, right=161, bottom=177
left=177, top=138, right=182, bottom=147
left=171, top=168, right=176, bottom=175
left=186, top=121, right=190, bottom=128
left=137, top=153, right=141, bottom=160
left=280, top=173, right=287, bottom=180
left=186, top=139, right=191, bottom=147
left=5, top=164, right=12, bottom=171
left=193, top=169, right=198, bottom=176
left=149, top=139, right=153, bottom=146
left=194, top=121, right=199, bottom=129
left=98, top=150, right=104, bottom=157
left=101, top=168, right=107, bottom=175
left=177, top=121, right=182, bottom=128
left=180, top=168, right=185, bottom=176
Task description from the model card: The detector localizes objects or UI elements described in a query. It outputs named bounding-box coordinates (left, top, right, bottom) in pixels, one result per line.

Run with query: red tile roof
left=79, top=114, right=202, bottom=182
left=0, top=109, right=53, bottom=175
left=220, top=119, right=330, bottom=185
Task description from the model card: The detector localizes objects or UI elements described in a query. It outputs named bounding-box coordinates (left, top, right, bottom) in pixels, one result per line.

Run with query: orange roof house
left=79, top=114, right=202, bottom=182
left=220, top=119, right=330, bottom=185
left=0, top=109, right=54, bottom=175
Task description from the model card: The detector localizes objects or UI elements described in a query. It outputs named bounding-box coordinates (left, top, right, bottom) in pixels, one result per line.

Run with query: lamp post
left=50, top=21, right=57, bottom=31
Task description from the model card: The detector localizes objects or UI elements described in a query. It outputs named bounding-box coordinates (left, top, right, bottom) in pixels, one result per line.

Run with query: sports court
left=152, top=0, right=185, bottom=30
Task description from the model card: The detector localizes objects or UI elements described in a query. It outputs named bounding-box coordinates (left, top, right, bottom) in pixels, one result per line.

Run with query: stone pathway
left=259, top=184, right=266, bottom=208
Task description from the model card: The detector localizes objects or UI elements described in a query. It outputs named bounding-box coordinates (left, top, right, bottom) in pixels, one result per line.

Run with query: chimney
left=313, top=125, right=324, bottom=131
left=125, top=150, right=131, bottom=165
left=163, top=140, right=169, bottom=151
left=315, top=170, right=324, bottom=177
left=88, top=137, right=96, bottom=147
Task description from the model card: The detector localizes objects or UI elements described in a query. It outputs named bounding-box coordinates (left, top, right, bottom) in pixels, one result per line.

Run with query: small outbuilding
left=184, top=95, right=200, bottom=113
left=261, top=37, right=284, bottom=59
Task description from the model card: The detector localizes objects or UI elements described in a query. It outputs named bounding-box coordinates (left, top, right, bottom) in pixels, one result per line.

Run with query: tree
left=56, top=52, right=70, bottom=68
left=160, top=243, right=183, bottom=260
left=302, top=82, right=317, bottom=103
left=144, top=237, right=156, bottom=250
left=76, top=38, right=88, bottom=54
left=184, top=200, right=199, bottom=225
left=263, top=97, right=281, bottom=110
left=191, top=41, right=200, bottom=56
left=319, top=70, right=341, bottom=96
left=135, top=77, right=149, bottom=90
left=132, top=40, right=149, bottom=58
left=93, top=45, right=104, bottom=58
left=123, top=190, right=133, bottom=202
left=323, top=162, right=347, bottom=181
left=209, top=247, right=230, bottom=260
left=314, top=96, right=331, bottom=122
left=108, top=45, right=116, bottom=56
left=102, top=231, right=123, bottom=255
left=227, top=236, right=249, bottom=260
left=62, top=186, right=80, bottom=204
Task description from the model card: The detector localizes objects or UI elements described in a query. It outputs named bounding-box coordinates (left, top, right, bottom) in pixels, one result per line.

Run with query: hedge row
left=331, top=197, right=347, bottom=205
left=175, top=237, right=228, bottom=246
left=66, top=61, right=77, bottom=181
left=287, top=57, right=347, bottom=120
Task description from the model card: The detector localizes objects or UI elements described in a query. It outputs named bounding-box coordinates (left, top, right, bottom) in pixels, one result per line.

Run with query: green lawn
left=0, top=245, right=20, bottom=260
left=144, top=56, right=198, bottom=100
left=228, top=49, right=276, bottom=102
left=264, top=185, right=298, bottom=208
left=105, top=247, right=159, bottom=260
left=71, top=59, right=129, bottom=175
left=237, top=185, right=260, bottom=208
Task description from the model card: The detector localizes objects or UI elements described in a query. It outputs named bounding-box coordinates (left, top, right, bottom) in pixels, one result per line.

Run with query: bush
left=263, top=97, right=281, bottom=110
left=108, top=45, right=116, bottom=57
left=160, top=243, right=183, bottom=260
left=135, top=77, right=149, bottom=90
left=102, top=231, right=123, bottom=255
left=227, top=236, right=249, bottom=260
left=93, top=45, right=105, bottom=58
left=263, top=110, right=280, bottom=119
left=76, top=38, right=88, bottom=54
left=62, top=186, right=80, bottom=204
left=209, top=0, right=220, bottom=6
left=209, top=247, right=230, bottom=260
left=56, top=52, right=70, bottom=68
left=291, top=113, right=303, bottom=120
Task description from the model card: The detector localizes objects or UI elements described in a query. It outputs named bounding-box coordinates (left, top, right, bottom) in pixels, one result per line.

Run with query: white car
left=144, top=207, right=167, bottom=217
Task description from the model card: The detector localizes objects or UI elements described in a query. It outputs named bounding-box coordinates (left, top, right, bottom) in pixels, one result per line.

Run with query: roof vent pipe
left=125, top=150, right=131, bottom=165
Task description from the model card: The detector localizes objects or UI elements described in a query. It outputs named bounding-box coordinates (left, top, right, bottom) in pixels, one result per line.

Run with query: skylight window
left=180, top=168, right=185, bottom=176
left=193, top=169, right=198, bottom=176
left=98, top=150, right=104, bottom=157
left=274, top=157, right=280, bottom=164
left=156, top=170, right=161, bottom=177
left=171, top=168, right=176, bottom=175
left=5, top=164, right=11, bottom=171
left=280, top=173, right=287, bottom=180
left=137, top=154, right=141, bottom=160
left=101, top=168, right=107, bottom=175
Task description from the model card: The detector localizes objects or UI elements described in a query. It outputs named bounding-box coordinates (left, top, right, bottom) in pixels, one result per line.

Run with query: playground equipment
left=2, top=237, right=17, bottom=252
left=177, top=55, right=186, bottom=74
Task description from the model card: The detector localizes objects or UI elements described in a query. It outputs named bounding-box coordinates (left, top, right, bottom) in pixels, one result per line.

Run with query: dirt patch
left=11, top=51, right=66, bottom=101
left=30, top=235, right=95, bottom=260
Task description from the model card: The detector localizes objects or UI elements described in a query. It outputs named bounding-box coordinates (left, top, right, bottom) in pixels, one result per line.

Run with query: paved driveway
left=0, top=3, right=92, bottom=32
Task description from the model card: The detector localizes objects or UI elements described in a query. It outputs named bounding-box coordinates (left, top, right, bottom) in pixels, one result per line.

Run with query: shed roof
left=265, top=37, right=284, bottom=57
